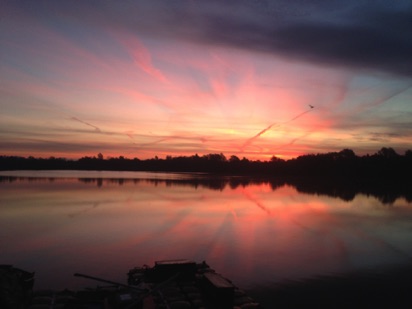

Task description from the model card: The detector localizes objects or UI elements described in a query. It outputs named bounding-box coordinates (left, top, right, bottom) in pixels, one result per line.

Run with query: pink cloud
left=115, top=32, right=167, bottom=83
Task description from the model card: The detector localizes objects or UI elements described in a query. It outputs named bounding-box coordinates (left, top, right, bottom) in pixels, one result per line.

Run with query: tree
left=338, top=149, right=356, bottom=159
left=270, top=155, right=284, bottom=162
left=376, top=147, right=398, bottom=158
left=97, top=153, right=104, bottom=160
left=229, top=155, right=240, bottom=163
left=205, top=153, right=227, bottom=162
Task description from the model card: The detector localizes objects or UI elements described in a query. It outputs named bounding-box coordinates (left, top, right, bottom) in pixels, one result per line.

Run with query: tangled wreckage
left=1, top=260, right=261, bottom=308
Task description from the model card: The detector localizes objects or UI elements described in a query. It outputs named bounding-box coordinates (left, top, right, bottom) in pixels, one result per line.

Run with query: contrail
left=369, top=82, right=412, bottom=107
left=71, top=117, right=101, bottom=132
left=241, top=123, right=280, bottom=150
left=285, top=108, right=313, bottom=123
left=133, top=138, right=169, bottom=147
left=241, top=107, right=314, bottom=150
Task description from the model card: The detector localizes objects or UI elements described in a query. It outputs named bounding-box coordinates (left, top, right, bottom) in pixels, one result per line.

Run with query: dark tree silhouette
left=1, top=148, right=411, bottom=182
left=376, top=147, right=398, bottom=158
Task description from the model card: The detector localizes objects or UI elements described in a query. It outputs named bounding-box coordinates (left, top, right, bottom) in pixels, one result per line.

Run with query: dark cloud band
left=8, top=1, right=411, bottom=76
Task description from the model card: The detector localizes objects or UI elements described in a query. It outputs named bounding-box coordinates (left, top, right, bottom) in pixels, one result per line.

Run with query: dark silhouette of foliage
left=376, top=147, right=398, bottom=158
left=1, top=148, right=411, bottom=182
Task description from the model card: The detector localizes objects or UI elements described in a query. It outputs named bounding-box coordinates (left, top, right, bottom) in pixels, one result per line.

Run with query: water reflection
left=2, top=174, right=411, bottom=205
left=1, top=172, right=412, bottom=303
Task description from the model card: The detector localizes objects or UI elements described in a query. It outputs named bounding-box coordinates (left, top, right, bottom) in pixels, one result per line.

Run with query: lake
left=1, top=170, right=412, bottom=307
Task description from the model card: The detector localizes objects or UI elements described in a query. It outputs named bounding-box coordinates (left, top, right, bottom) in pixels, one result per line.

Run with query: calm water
left=1, top=171, right=412, bottom=304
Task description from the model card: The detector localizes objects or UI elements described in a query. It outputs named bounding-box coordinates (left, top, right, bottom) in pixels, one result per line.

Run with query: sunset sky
left=1, top=1, right=412, bottom=160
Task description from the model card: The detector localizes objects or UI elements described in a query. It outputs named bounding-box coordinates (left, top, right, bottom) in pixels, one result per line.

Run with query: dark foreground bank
left=248, top=262, right=412, bottom=309
left=4, top=261, right=412, bottom=308
left=1, top=260, right=261, bottom=309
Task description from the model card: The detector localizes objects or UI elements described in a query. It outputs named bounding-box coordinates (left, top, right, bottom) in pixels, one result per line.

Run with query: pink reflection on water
left=1, top=175, right=412, bottom=290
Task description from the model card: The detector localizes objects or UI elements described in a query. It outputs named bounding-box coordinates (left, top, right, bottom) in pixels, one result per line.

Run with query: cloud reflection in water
left=1, top=173, right=412, bottom=291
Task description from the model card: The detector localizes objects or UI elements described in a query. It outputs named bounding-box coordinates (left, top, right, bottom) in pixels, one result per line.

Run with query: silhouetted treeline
left=1, top=148, right=412, bottom=181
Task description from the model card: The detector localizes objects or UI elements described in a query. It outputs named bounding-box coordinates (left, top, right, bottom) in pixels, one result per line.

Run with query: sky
left=1, top=0, right=412, bottom=161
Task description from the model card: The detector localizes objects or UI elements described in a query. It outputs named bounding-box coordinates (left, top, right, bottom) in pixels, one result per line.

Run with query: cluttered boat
left=1, top=260, right=261, bottom=309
